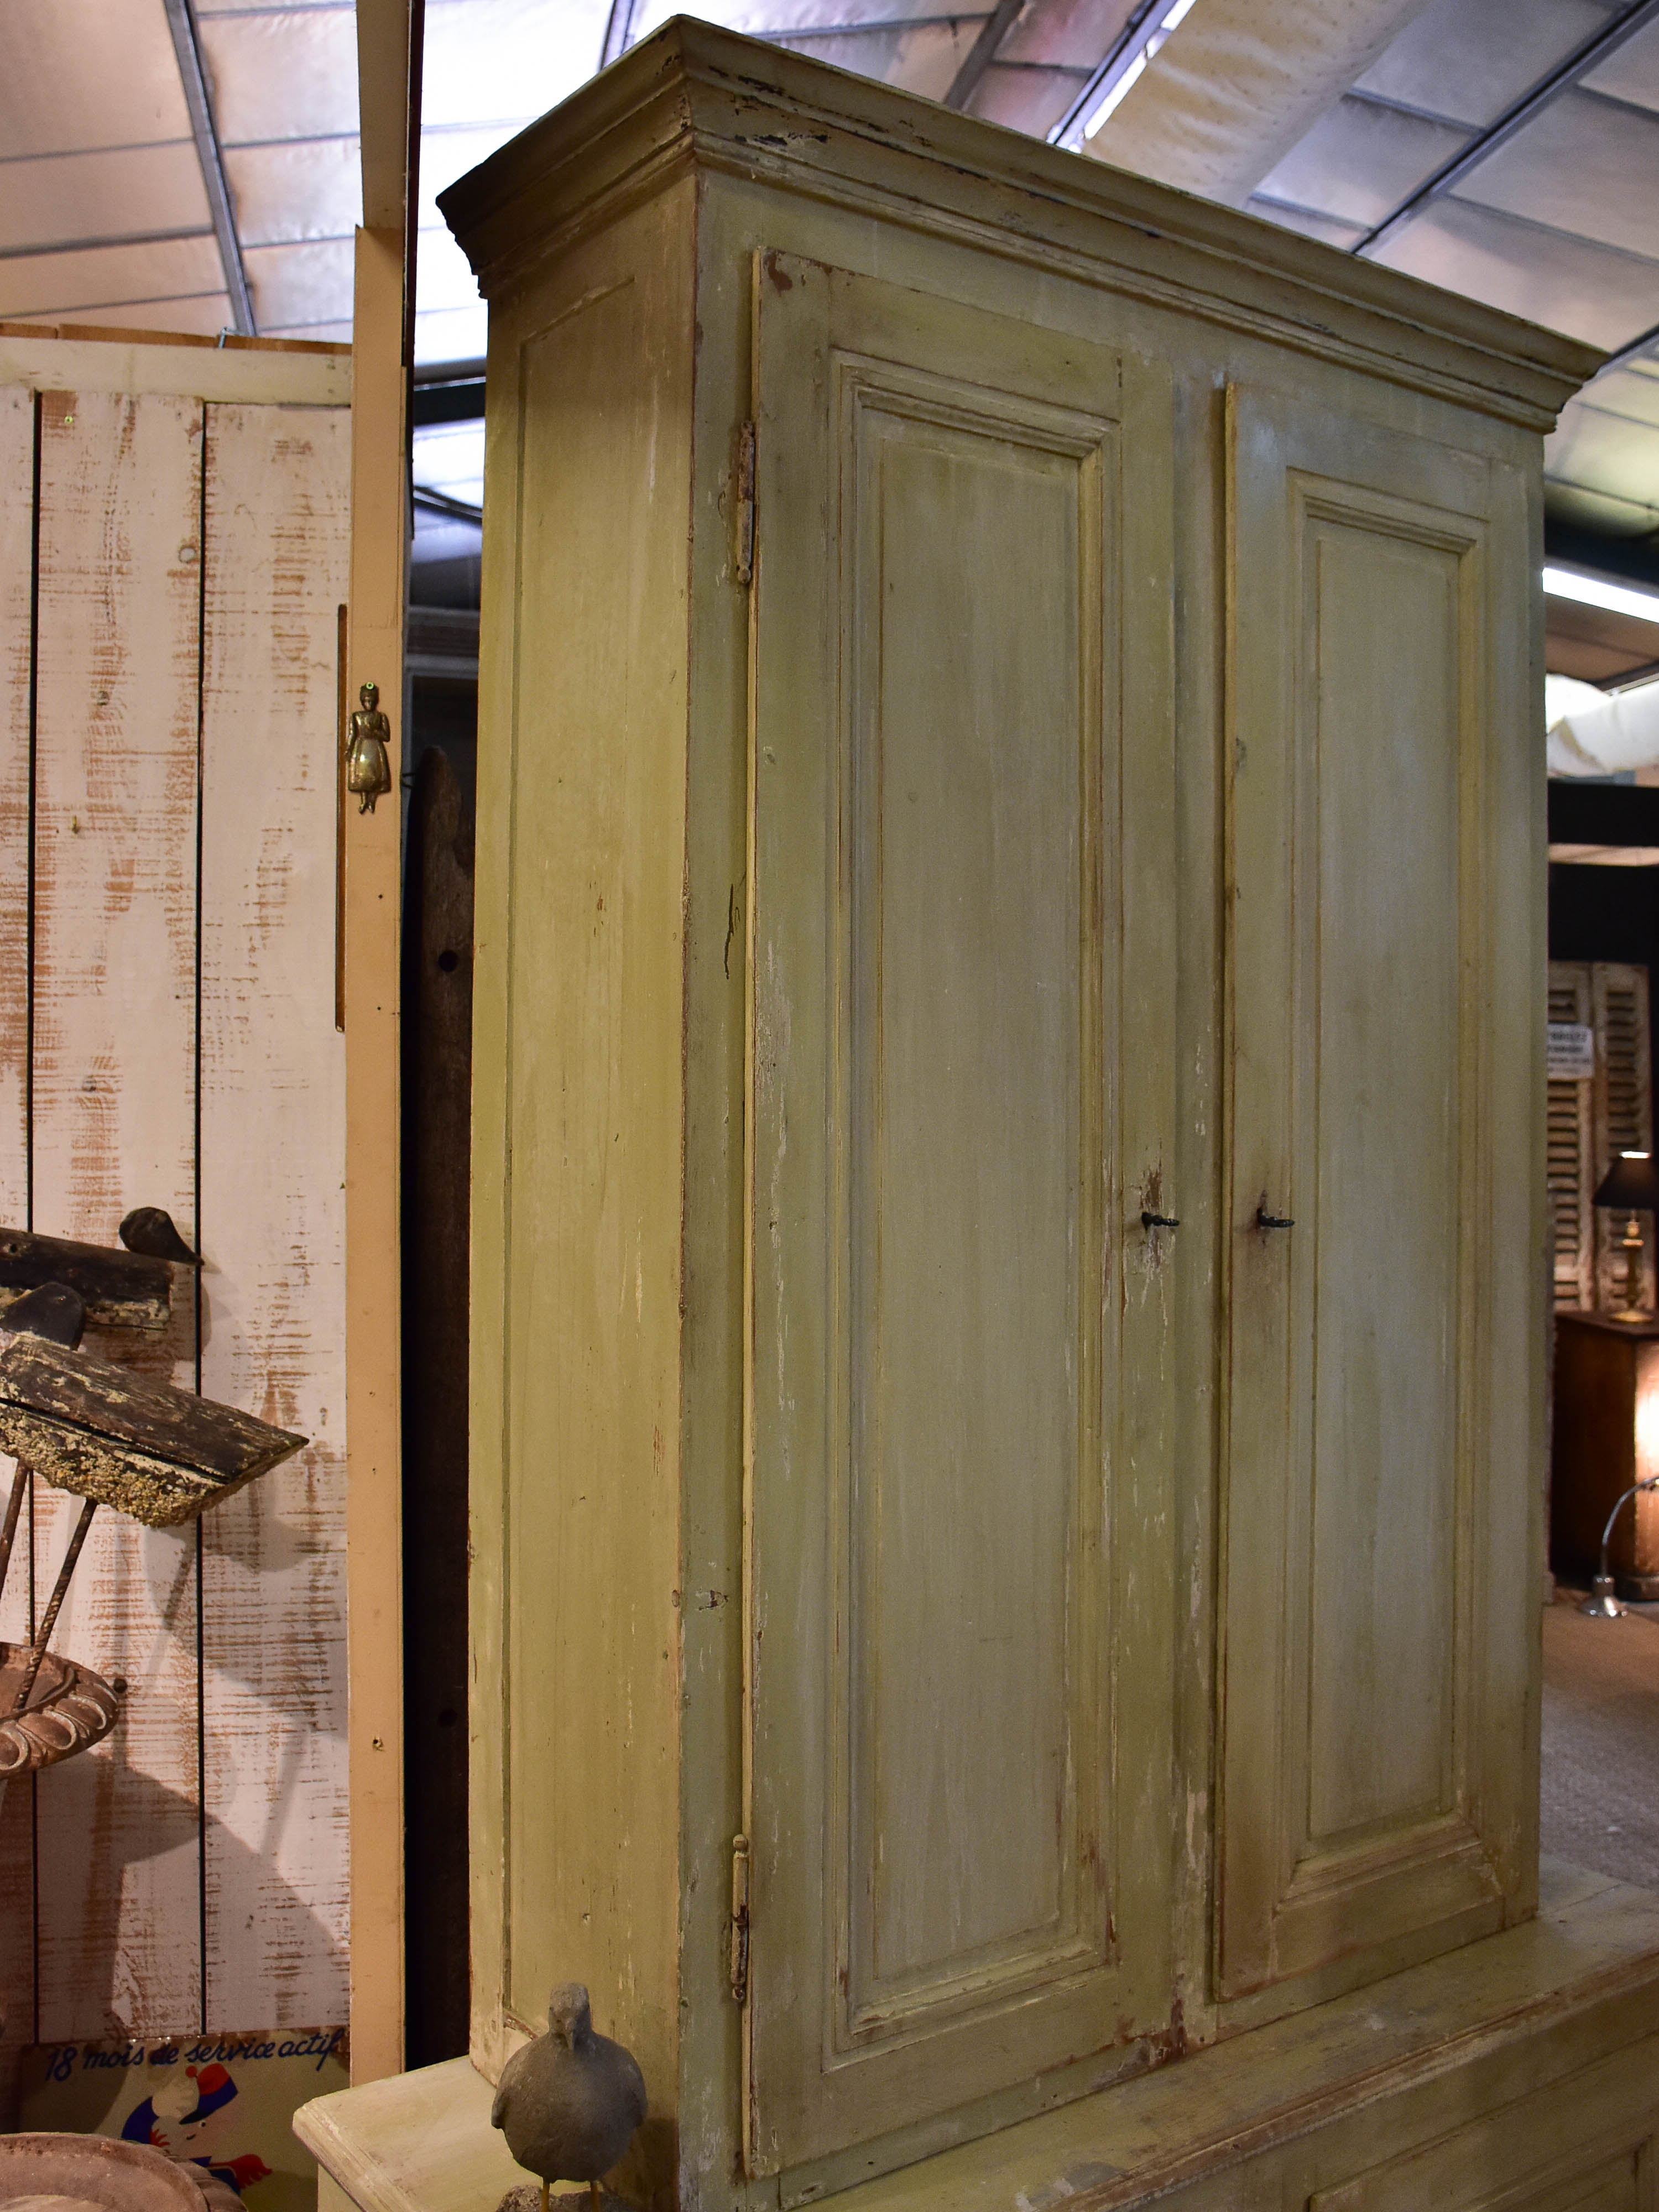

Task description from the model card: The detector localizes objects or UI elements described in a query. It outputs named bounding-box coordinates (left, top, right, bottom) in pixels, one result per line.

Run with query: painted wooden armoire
left=301, top=22, right=1659, bottom=2212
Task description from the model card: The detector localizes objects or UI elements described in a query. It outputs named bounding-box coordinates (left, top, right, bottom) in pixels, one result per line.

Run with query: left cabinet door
left=743, top=255, right=1180, bottom=2177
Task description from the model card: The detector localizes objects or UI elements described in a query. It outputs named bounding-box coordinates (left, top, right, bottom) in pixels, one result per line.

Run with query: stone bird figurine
left=491, top=1984, right=647, bottom=2212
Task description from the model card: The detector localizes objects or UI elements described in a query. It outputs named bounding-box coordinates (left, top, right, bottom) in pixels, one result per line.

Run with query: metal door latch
left=729, top=1834, right=751, bottom=2004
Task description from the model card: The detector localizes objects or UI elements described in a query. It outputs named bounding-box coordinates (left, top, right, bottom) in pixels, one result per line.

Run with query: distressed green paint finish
left=745, top=255, right=1178, bottom=2172
left=437, top=24, right=1588, bottom=2212
left=467, top=187, right=698, bottom=2209
left=295, top=1871, right=1659, bottom=2212
left=1218, top=386, right=1541, bottom=2008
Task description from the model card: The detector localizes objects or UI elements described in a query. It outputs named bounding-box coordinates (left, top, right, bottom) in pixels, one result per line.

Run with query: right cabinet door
left=1218, top=380, right=1539, bottom=2005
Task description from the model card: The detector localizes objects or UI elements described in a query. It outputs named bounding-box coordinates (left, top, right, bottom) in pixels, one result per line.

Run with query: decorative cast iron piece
left=0, top=1642, right=121, bottom=1778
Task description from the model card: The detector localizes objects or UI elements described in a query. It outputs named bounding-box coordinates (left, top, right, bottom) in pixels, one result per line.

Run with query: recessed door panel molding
left=838, top=389, right=1099, bottom=2030
left=1219, top=379, right=1524, bottom=2004
left=744, top=255, right=1178, bottom=2173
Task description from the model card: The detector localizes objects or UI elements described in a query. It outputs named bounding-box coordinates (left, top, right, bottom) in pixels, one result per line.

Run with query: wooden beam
left=349, top=0, right=418, bottom=2087
left=346, top=222, right=408, bottom=2084
left=160, top=0, right=255, bottom=334
left=943, top=0, right=1022, bottom=111
left=357, top=0, right=418, bottom=233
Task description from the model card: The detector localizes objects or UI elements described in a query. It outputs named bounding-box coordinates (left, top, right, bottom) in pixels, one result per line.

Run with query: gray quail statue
left=492, top=1983, right=648, bottom=2212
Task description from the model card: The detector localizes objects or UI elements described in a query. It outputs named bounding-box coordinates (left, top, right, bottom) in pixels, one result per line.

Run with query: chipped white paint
left=0, top=345, right=349, bottom=2093
left=199, top=401, right=349, bottom=2028
left=0, top=381, right=35, bottom=2080
left=30, top=384, right=206, bottom=2042
left=0, top=336, right=349, bottom=411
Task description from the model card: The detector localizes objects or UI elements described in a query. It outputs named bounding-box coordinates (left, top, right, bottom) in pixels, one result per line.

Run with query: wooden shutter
left=1548, top=962, right=1594, bottom=1310
left=1592, top=962, right=1655, bottom=1313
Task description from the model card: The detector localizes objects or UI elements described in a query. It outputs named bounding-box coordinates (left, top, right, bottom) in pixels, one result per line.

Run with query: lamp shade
left=1594, top=1151, right=1659, bottom=1213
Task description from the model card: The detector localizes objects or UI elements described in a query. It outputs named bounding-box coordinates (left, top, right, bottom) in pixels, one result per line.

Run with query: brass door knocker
left=346, top=681, right=393, bottom=813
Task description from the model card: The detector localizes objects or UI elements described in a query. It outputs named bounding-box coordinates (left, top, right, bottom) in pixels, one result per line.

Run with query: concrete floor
left=1541, top=1596, right=1659, bottom=1891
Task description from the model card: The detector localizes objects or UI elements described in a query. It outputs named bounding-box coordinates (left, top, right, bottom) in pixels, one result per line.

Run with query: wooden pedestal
left=299, top=1865, right=1659, bottom=2212
left=1552, top=1313, right=1659, bottom=1598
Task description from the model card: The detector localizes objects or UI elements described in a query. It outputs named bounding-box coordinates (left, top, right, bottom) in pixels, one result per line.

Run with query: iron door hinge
left=735, top=422, right=757, bottom=587
left=730, top=1833, right=752, bottom=2005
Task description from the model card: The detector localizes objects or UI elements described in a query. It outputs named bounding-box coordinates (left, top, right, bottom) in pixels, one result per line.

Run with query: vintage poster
left=19, top=2027, right=348, bottom=2211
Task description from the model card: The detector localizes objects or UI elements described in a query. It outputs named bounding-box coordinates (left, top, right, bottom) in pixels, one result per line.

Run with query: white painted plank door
left=29, top=387, right=204, bottom=2039
left=0, top=382, right=36, bottom=2077
left=199, top=400, right=350, bottom=2030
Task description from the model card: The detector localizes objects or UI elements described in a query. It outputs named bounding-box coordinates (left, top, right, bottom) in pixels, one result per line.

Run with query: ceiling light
left=1543, top=566, right=1659, bottom=623
left=1051, top=0, right=1201, bottom=150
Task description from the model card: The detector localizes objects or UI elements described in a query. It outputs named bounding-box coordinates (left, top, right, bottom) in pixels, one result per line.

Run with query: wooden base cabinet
left=302, top=24, right=1641, bottom=2212
left=297, top=1867, right=1659, bottom=2211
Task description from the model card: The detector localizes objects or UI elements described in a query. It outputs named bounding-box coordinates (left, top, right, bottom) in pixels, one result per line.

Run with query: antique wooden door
left=1218, top=382, right=1537, bottom=2006
left=0, top=333, right=351, bottom=2088
left=743, top=257, right=1178, bottom=2172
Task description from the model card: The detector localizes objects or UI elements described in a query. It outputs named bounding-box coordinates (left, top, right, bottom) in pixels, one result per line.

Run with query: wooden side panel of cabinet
left=467, top=185, right=696, bottom=2139
left=744, top=256, right=1177, bottom=2174
left=1309, top=2046, right=1658, bottom=2210
left=1219, top=382, right=1536, bottom=2007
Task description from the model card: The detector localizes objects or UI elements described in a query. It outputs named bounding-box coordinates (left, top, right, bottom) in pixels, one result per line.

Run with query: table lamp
left=1593, top=1150, right=1659, bottom=1321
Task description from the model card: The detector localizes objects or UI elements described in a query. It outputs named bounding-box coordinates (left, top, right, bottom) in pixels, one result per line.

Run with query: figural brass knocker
left=346, top=682, right=393, bottom=814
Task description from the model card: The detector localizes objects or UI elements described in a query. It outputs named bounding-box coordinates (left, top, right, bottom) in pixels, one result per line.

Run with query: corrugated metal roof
left=4, top=0, right=1658, bottom=554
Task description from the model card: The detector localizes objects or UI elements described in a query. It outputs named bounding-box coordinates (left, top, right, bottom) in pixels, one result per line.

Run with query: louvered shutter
left=1592, top=962, right=1655, bottom=1313
left=1548, top=961, right=1594, bottom=1310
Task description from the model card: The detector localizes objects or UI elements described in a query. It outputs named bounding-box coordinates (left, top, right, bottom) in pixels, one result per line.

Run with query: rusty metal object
left=0, top=1224, right=173, bottom=1330
left=0, top=1333, right=306, bottom=1528
left=9, top=1498, right=101, bottom=1717
left=0, top=2134, right=213, bottom=2208
left=0, top=1455, right=25, bottom=1595
left=0, top=1645, right=121, bottom=1779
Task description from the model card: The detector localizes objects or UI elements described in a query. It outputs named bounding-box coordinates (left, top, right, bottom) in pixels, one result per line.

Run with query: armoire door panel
left=745, top=255, right=1177, bottom=2174
left=1300, top=512, right=1462, bottom=1859
left=846, top=410, right=1092, bottom=2015
left=1220, top=383, right=1512, bottom=2004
